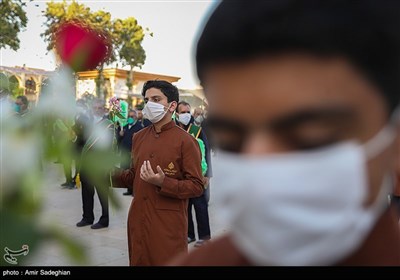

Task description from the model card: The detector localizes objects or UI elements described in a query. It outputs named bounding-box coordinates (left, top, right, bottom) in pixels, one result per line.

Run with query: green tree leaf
left=0, top=0, right=28, bottom=51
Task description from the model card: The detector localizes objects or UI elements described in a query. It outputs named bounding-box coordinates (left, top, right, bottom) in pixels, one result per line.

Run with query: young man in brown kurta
left=114, top=80, right=204, bottom=266
left=171, top=0, right=400, bottom=266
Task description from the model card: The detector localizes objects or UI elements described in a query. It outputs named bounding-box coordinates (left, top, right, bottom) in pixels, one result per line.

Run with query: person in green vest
left=176, top=101, right=211, bottom=247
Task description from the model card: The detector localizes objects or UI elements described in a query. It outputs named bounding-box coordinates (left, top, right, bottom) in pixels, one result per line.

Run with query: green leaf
left=48, top=227, right=88, bottom=265
left=0, top=211, right=42, bottom=266
left=0, top=0, right=28, bottom=51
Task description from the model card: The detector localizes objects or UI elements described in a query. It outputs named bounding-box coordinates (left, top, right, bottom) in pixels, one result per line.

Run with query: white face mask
left=195, top=115, right=204, bottom=125
left=143, top=101, right=170, bottom=123
left=212, top=124, right=397, bottom=266
left=178, top=112, right=191, bottom=126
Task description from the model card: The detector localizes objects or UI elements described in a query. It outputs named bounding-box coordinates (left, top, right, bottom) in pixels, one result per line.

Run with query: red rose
left=55, top=22, right=111, bottom=72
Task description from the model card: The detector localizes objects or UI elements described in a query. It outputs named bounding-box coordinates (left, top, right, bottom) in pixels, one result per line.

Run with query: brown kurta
left=394, top=173, right=400, bottom=196
left=116, top=120, right=204, bottom=266
left=170, top=208, right=400, bottom=266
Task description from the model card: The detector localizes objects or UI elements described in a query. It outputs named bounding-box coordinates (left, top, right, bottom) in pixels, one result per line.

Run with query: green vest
left=196, top=138, right=208, bottom=176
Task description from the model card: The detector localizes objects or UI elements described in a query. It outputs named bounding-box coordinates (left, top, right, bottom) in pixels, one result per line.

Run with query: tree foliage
left=114, top=17, right=147, bottom=70
left=0, top=0, right=28, bottom=51
left=42, top=1, right=113, bottom=59
left=42, top=0, right=149, bottom=71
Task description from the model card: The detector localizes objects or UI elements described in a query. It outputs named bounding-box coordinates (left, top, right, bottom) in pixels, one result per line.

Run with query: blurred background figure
left=135, top=107, right=152, bottom=128
left=0, top=83, right=14, bottom=118
left=118, top=109, right=146, bottom=196
left=193, top=107, right=205, bottom=126
left=54, top=117, right=76, bottom=189
left=171, top=0, right=400, bottom=266
left=71, top=99, right=92, bottom=187
left=76, top=98, right=114, bottom=229
left=176, top=101, right=212, bottom=247
left=14, top=95, right=29, bottom=117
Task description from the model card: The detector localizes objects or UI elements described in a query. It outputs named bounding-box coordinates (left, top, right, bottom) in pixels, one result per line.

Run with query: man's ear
left=169, top=101, right=178, bottom=113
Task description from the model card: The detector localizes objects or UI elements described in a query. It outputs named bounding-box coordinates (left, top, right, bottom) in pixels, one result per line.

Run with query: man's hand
left=119, top=130, right=124, bottom=137
left=203, top=177, right=210, bottom=188
left=140, top=160, right=165, bottom=187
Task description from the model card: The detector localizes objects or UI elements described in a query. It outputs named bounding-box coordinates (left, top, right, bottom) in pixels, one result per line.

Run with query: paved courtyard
left=22, top=162, right=227, bottom=266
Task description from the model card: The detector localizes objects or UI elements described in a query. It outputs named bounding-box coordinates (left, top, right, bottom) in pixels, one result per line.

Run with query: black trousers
left=188, top=193, right=211, bottom=240
left=80, top=172, right=109, bottom=226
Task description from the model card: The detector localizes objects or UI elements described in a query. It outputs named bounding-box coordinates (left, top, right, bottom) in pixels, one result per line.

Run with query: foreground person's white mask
left=212, top=116, right=398, bottom=265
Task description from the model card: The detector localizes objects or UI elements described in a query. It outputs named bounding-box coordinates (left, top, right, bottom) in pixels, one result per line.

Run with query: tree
left=42, top=1, right=149, bottom=100
left=42, top=1, right=115, bottom=99
left=0, top=0, right=28, bottom=51
left=113, top=17, right=150, bottom=92
left=41, top=0, right=92, bottom=53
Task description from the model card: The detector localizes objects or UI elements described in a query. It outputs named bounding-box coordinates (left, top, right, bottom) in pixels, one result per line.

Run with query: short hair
left=141, top=80, right=179, bottom=103
left=177, top=101, right=191, bottom=112
left=196, top=0, right=400, bottom=112
left=16, top=95, right=29, bottom=106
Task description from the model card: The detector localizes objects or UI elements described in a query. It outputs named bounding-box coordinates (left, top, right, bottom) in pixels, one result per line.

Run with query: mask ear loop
left=363, top=106, right=400, bottom=212
left=363, top=106, right=400, bottom=160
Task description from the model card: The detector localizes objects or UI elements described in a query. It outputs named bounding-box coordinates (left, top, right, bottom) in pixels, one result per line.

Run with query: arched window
left=9, top=75, right=21, bottom=93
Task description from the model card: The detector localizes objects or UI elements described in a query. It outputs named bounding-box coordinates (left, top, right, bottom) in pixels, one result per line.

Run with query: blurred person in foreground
left=171, top=0, right=400, bottom=266
left=113, top=80, right=204, bottom=265
left=393, top=154, right=400, bottom=218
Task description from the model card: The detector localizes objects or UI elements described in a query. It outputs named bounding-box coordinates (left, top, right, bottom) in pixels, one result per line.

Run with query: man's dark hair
left=16, top=95, right=29, bottom=106
left=176, top=101, right=191, bottom=112
left=141, top=80, right=179, bottom=103
left=196, top=0, right=400, bottom=112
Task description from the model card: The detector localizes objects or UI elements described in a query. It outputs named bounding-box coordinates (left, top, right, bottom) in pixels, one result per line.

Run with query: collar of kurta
left=151, top=120, right=176, bottom=134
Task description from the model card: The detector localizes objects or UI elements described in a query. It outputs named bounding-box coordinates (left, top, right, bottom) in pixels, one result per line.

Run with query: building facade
left=1, top=66, right=207, bottom=111
left=75, top=68, right=181, bottom=108
left=0, top=65, right=53, bottom=103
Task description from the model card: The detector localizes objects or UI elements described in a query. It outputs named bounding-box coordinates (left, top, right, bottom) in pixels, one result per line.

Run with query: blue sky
left=0, top=0, right=218, bottom=88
